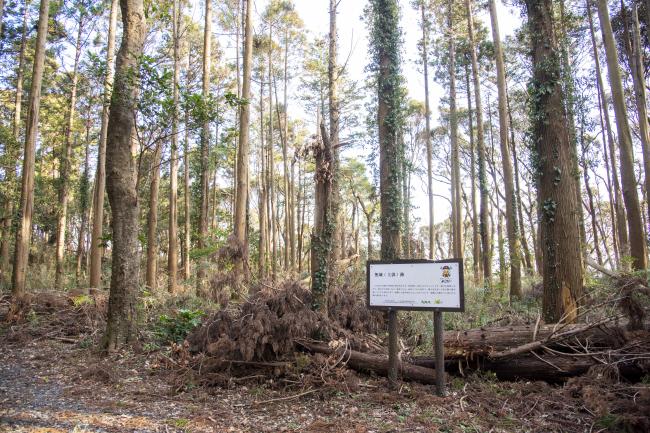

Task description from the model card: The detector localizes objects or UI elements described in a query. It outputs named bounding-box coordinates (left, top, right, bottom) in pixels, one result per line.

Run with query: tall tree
left=197, top=0, right=212, bottom=291
left=596, top=0, right=647, bottom=270
left=448, top=0, right=462, bottom=259
left=234, top=0, right=252, bottom=283
left=11, top=0, right=50, bottom=295
left=0, top=1, right=29, bottom=285
left=525, top=0, right=583, bottom=323
left=418, top=0, right=434, bottom=260
left=328, top=0, right=340, bottom=288
left=168, top=0, right=181, bottom=293
left=55, top=7, right=87, bottom=289
left=487, top=0, right=521, bottom=298
left=368, top=0, right=404, bottom=388
left=102, top=0, right=147, bottom=350
left=145, top=142, right=162, bottom=291
left=90, top=0, right=119, bottom=289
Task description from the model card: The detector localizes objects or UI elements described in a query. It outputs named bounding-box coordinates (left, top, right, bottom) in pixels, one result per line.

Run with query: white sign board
left=367, top=260, right=464, bottom=311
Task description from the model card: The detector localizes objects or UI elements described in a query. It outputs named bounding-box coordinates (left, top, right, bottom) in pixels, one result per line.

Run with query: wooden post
left=388, top=309, right=398, bottom=389
left=434, top=310, right=445, bottom=396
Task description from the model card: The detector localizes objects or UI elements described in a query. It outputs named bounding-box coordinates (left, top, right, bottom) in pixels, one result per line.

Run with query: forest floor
left=1, top=293, right=648, bottom=432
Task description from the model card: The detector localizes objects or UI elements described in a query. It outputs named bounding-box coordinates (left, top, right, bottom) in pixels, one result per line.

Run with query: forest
left=0, top=0, right=650, bottom=431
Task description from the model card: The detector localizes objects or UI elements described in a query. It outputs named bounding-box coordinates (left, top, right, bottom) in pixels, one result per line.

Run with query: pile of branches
left=2, top=290, right=107, bottom=343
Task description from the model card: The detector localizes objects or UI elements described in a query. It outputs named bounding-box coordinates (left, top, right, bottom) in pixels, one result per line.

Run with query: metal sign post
left=367, top=259, right=465, bottom=396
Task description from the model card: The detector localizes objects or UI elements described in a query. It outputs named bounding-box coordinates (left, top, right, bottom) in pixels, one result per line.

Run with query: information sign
left=367, top=259, right=464, bottom=312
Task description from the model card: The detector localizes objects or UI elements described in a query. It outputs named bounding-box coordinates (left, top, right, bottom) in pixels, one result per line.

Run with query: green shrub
left=155, top=309, right=205, bottom=344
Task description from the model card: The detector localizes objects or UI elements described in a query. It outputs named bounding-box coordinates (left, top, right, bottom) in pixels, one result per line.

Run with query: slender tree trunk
left=76, top=112, right=92, bottom=283
left=282, top=29, right=291, bottom=272
left=90, top=0, right=118, bottom=289
left=448, top=1, right=462, bottom=259
left=525, top=0, right=583, bottom=323
left=465, top=64, right=481, bottom=283
left=587, top=0, right=625, bottom=267
left=55, top=14, right=85, bottom=289
left=0, top=2, right=29, bottom=285
left=11, top=0, right=50, bottom=296
left=487, top=0, right=521, bottom=299
left=597, top=0, right=647, bottom=270
left=420, top=4, right=435, bottom=261
left=328, top=0, right=341, bottom=288
left=168, top=0, right=181, bottom=293
left=466, top=2, right=491, bottom=283
left=258, top=81, right=268, bottom=278
left=197, top=0, right=212, bottom=291
left=145, top=142, right=162, bottom=291
left=102, top=0, right=146, bottom=350
left=183, top=50, right=192, bottom=281
left=626, top=5, right=650, bottom=229
left=268, top=26, right=278, bottom=280
left=234, top=0, right=252, bottom=284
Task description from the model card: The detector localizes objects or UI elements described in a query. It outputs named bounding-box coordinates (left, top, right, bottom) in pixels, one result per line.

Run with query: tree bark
left=525, top=0, right=583, bottom=323
left=183, top=49, right=192, bottom=281
left=102, top=0, right=146, bottom=350
left=487, top=0, right=521, bottom=299
left=145, top=142, right=162, bottom=291
left=55, top=12, right=85, bottom=289
left=0, top=2, right=29, bottom=285
left=596, top=0, right=647, bottom=270
left=234, top=0, right=252, bottom=285
left=90, top=0, right=119, bottom=289
left=11, top=0, right=50, bottom=295
left=448, top=1, right=462, bottom=260
left=328, top=0, right=341, bottom=288
left=420, top=3, right=435, bottom=261
left=197, top=0, right=212, bottom=292
left=168, top=0, right=181, bottom=293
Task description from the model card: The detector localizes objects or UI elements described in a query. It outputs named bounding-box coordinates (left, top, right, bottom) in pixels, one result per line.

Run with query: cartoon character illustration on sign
left=441, top=265, right=451, bottom=278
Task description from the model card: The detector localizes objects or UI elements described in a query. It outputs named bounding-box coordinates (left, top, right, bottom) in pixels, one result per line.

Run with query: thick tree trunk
left=525, top=0, right=583, bottom=323
left=486, top=0, right=521, bottom=299
left=90, top=0, right=119, bottom=289
left=328, top=0, right=341, bottom=289
left=145, top=142, right=162, bottom=291
left=597, top=0, right=647, bottom=270
left=102, top=0, right=146, bottom=351
left=234, top=0, right=252, bottom=285
left=55, top=15, right=84, bottom=289
left=11, top=0, right=50, bottom=295
left=183, top=50, right=192, bottom=281
left=301, top=341, right=439, bottom=385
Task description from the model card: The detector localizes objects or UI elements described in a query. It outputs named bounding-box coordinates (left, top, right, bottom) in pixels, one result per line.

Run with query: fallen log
left=411, top=352, right=645, bottom=383
left=443, top=322, right=628, bottom=358
left=298, top=341, right=441, bottom=385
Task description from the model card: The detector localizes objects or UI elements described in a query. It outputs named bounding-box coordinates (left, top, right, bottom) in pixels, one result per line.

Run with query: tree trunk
left=448, top=1, right=462, bottom=260
left=525, top=0, right=583, bottom=323
left=486, top=0, right=521, bottom=299
left=76, top=112, right=92, bottom=283
left=234, top=0, right=252, bottom=285
left=464, top=65, right=481, bottom=284
left=596, top=0, right=647, bottom=270
left=183, top=50, right=192, bottom=281
left=0, top=2, right=29, bottom=285
left=258, top=80, right=268, bottom=279
left=90, top=0, right=119, bottom=289
left=168, top=0, right=181, bottom=293
left=587, top=0, right=625, bottom=268
left=420, top=4, right=435, bottom=261
left=328, top=0, right=341, bottom=289
left=197, top=0, right=212, bottom=292
left=11, top=0, right=50, bottom=296
left=145, top=142, right=162, bottom=291
left=55, top=13, right=85, bottom=289
left=102, top=0, right=146, bottom=351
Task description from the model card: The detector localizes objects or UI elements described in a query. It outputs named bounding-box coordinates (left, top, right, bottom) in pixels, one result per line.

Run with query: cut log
left=443, top=322, right=628, bottom=358
left=299, top=341, right=441, bottom=385
left=411, top=353, right=645, bottom=383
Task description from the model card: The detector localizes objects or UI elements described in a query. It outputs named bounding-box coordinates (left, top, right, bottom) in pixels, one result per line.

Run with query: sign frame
left=366, top=258, right=465, bottom=312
